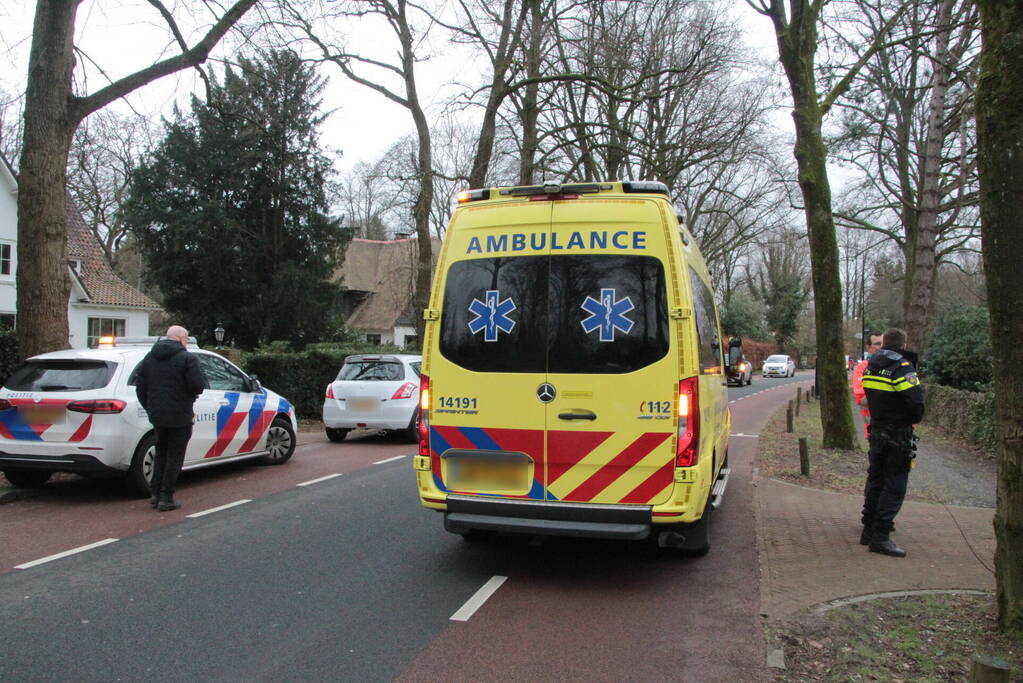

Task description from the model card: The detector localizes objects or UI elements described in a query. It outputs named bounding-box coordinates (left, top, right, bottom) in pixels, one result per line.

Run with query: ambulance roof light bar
left=501, top=182, right=610, bottom=197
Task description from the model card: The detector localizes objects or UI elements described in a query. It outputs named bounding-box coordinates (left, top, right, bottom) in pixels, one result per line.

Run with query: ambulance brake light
left=676, top=377, right=699, bottom=467
left=418, top=375, right=431, bottom=457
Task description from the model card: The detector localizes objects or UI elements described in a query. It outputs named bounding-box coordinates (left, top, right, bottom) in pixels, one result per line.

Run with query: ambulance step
left=710, top=468, right=730, bottom=510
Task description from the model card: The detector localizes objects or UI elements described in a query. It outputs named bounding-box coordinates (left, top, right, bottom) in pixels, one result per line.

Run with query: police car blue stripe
left=217, top=392, right=240, bottom=434
left=247, top=391, right=267, bottom=433
left=0, top=410, right=43, bottom=441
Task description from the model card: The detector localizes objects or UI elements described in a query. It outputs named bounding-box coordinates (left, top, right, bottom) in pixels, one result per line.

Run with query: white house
left=0, top=155, right=160, bottom=348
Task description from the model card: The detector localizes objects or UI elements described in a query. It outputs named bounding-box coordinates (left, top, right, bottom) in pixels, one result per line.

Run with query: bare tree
left=16, top=0, right=258, bottom=358
left=67, top=109, right=155, bottom=264
left=0, top=88, right=22, bottom=164
left=976, top=0, right=1023, bottom=636
left=830, top=0, right=981, bottom=351
left=748, top=0, right=908, bottom=449
left=280, top=0, right=436, bottom=343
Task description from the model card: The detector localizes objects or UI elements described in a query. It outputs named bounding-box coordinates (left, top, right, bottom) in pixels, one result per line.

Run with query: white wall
left=0, top=168, right=17, bottom=316
left=69, top=304, right=151, bottom=349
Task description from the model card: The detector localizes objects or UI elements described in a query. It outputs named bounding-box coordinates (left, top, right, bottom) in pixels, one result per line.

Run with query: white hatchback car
left=0, top=337, right=297, bottom=494
left=322, top=354, right=421, bottom=442
left=762, top=354, right=797, bottom=378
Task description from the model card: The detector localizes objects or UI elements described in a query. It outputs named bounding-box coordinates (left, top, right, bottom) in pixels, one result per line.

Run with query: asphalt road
left=0, top=373, right=809, bottom=682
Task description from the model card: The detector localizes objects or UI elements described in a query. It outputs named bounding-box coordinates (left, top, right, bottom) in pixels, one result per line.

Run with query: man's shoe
left=157, top=499, right=181, bottom=512
left=149, top=495, right=158, bottom=508
left=869, top=536, right=907, bottom=558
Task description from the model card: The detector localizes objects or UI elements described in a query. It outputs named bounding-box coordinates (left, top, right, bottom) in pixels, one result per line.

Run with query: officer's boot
left=868, top=530, right=906, bottom=558
left=156, top=491, right=181, bottom=512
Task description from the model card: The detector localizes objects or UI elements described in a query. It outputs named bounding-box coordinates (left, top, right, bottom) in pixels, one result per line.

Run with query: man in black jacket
left=135, top=326, right=207, bottom=511
left=859, top=328, right=925, bottom=557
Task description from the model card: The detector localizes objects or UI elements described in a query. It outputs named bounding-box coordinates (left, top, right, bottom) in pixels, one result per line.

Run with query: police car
left=0, top=337, right=297, bottom=495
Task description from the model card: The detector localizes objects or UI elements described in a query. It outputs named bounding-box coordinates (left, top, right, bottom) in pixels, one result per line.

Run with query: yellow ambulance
left=413, top=181, right=731, bottom=553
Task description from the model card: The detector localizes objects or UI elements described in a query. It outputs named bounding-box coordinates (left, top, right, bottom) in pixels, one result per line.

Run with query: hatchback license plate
left=348, top=397, right=378, bottom=413
left=19, top=406, right=66, bottom=424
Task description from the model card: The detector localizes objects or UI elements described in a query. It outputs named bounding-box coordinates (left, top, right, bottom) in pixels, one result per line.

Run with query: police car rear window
left=338, top=361, right=404, bottom=381
left=4, top=360, right=116, bottom=391
left=440, top=254, right=668, bottom=374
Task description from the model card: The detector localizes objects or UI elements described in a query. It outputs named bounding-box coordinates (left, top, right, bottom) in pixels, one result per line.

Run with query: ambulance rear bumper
left=444, top=495, right=652, bottom=540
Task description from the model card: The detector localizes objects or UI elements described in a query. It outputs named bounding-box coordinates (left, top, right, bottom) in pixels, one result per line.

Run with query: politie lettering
left=466, top=230, right=647, bottom=255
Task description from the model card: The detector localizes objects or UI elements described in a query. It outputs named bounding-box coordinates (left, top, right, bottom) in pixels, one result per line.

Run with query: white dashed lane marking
left=15, top=538, right=119, bottom=570
left=450, top=575, right=508, bottom=622
left=297, top=473, right=343, bottom=487
left=186, top=499, right=251, bottom=518
left=373, top=455, right=407, bottom=465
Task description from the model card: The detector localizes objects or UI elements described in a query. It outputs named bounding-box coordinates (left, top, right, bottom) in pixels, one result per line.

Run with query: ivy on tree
left=123, top=50, right=348, bottom=349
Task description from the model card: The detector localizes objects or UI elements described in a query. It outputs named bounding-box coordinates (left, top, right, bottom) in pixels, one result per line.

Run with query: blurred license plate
left=449, top=457, right=526, bottom=489
left=19, top=406, right=65, bottom=424
left=349, top=397, right=378, bottom=412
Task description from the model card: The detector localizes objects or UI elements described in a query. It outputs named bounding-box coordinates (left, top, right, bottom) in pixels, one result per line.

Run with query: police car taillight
left=391, top=382, right=417, bottom=400
left=67, top=399, right=127, bottom=414
left=676, top=377, right=699, bottom=467
left=418, top=375, right=430, bottom=457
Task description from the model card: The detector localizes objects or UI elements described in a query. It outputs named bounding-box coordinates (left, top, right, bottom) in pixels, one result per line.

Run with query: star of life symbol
left=468, top=289, right=516, bottom=342
left=580, top=288, right=634, bottom=342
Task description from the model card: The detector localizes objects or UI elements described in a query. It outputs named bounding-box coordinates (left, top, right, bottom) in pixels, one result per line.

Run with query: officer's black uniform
left=860, top=346, right=925, bottom=557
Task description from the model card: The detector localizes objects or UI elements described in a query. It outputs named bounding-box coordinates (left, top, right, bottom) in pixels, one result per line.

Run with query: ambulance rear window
left=439, top=254, right=668, bottom=374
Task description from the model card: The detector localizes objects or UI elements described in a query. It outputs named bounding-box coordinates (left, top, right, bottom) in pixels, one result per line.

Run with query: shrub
left=240, top=344, right=416, bottom=419
left=923, top=383, right=996, bottom=456
left=922, top=304, right=992, bottom=391
left=0, top=330, right=19, bottom=384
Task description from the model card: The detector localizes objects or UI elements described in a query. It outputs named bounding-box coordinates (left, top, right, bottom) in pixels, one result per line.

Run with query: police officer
left=859, top=328, right=924, bottom=557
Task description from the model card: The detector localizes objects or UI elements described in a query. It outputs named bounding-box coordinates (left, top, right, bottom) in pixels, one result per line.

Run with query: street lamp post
left=214, top=322, right=225, bottom=349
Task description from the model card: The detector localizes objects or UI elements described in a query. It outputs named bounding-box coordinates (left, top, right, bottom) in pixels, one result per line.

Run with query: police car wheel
left=3, top=469, right=53, bottom=488
left=126, top=433, right=157, bottom=497
left=259, top=418, right=295, bottom=465
left=325, top=427, right=349, bottom=443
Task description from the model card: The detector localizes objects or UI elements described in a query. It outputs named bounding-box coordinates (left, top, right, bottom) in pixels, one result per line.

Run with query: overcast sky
left=0, top=1, right=784, bottom=174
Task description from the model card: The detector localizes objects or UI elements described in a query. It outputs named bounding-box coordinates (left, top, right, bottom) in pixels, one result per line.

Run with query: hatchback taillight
left=391, top=382, right=417, bottom=400
left=676, top=377, right=700, bottom=467
left=326, top=384, right=335, bottom=399
left=67, top=399, right=126, bottom=414
left=418, top=375, right=430, bottom=457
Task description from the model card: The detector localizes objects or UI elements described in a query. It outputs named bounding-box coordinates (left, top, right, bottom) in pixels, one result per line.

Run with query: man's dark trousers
left=151, top=425, right=192, bottom=498
left=861, top=427, right=912, bottom=533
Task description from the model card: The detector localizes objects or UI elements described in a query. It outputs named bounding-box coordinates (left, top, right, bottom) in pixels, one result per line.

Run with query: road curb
left=0, top=486, right=38, bottom=506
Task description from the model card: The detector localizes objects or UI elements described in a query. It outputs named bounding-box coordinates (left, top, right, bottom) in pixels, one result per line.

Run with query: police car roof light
left=99, top=336, right=200, bottom=349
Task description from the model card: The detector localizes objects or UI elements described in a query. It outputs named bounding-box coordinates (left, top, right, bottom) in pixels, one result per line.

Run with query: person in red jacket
left=852, top=331, right=884, bottom=438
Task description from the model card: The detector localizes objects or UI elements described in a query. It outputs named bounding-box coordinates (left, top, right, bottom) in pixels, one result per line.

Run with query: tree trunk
left=17, top=0, right=82, bottom=357
left=775, top=9, right=857, bottom=450
left=518, top=0, right=542, bottom=185
left=905, top=0, right=955, bottom=352
left=976, top=0, right=1023, bottom=635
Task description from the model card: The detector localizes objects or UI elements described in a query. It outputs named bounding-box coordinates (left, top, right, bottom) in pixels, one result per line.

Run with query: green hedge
left=0, top=330, right=19, bottom=385
left=923, top=383, right=996, bottom=456
left=240, top=344, right=410, bottom=420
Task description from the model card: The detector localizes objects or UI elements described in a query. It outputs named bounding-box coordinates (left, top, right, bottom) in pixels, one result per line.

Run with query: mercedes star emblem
left=536, top=383, right=556, bottom=403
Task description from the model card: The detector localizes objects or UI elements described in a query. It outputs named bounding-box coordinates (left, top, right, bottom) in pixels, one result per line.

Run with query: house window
left=87, top=317, right=126, bottom=347
left=0, top=243, right=11, bottom=276
left=0, top=314, right=14, bottom=330
left=403, top=335, right=418, bottom=349
left=69, top=259, right=82, bottom=275
left=366, top=334, right=381, bottom=345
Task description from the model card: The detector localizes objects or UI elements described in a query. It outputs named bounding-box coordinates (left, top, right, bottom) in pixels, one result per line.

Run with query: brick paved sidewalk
left=757, top=475, right=996, bottom=620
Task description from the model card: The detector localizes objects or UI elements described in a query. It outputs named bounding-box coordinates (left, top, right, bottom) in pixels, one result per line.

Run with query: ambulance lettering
left=465, top=230, right=647, bottom=254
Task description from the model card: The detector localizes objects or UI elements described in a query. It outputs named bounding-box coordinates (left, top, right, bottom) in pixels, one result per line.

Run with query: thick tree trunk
left=905, top=0, right=955, bottom=352
left=518, top=0, right=542, bottom=185
left=775, top=12, right=857, bottom=451
left=17, top=1, right=82, bottom=357
left=976, top=0, right=1023, bottom=635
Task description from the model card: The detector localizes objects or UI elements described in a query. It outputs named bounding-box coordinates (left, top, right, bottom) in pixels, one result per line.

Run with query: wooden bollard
left=799, top=437, right=810, bottom=476
left=969, top=654, right=1010, bottom=682
left=786, top=401, right=794, bottom=433
left=795, top=387, right=802, bottom=415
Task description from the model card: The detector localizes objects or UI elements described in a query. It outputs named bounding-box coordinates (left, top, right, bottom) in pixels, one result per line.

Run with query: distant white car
left=762, top=354, right=796, bottom=378
left=0, top=337, right=297, bottom=494
left=322, top=354, right=422, bottom=442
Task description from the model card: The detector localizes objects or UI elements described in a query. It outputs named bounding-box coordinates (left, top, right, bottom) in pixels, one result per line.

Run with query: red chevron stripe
left=546, top=430, right=613, bottom=484
left=204, top=412, right=247, bottom=458
left=30, top=423, right=51, bottom=437
left=563, top=432, right=671, bottom=502
left=619, top=459, right=674, bottom=504
left=237, top=410, right=273, bottom=453
left=433, top=425, right=476, bottom=450
left=68, top=416, right=93, bottom=443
